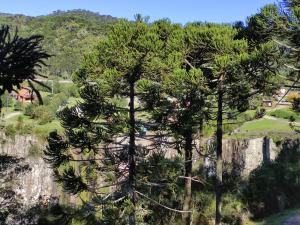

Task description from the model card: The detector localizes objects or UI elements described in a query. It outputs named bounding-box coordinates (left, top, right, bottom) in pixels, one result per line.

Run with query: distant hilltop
left=0, top=9, right=117, bottom=20
left=0, top=9, right=118, bottom=78
left=46, top=9, right=117, bottom=20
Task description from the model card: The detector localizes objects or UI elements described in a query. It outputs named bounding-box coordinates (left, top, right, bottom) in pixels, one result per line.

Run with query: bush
left=0, top=92, right=13, bottom=108
left=39, top=110, right=55, bottom=125
left=292, top=98, right=300, bottom=112
left=24, top=103, right=37, bottom=117
left=286, top=92, right=299, bottom=103
left=193, top=192, right=249, bottom=225
left=268, top=108, right=300, bottom=121
left=64, top=84, right=79, bottom=97
left=47, top=93, right=68, bottom=114
left=4, top=124, right=16, bottom=137
left=32, top=105, right=55, bottom=124
left=255, top=108, right=266, bottom=119
left=245, top=140, right=300, bottom=218
left=19, top=124, right=33, bottom=135
left=15, top=115, right=24, bottom=130
left=14, top=101, right=23, bottom=111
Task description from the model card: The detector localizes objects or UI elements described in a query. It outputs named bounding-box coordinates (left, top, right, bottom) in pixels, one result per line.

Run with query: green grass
left=247, top=207, right=300, bottom=225
left=239, top=119, right=293, bottom=132
left=3, top=112, right=63, bottom=141
left=267, top=108, right=300, bottom=122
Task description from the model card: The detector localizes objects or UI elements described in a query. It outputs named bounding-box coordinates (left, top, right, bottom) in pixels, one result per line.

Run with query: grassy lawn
left=267, top=108, right=300, bottom=122
left=247, top=207, right=300, bottom=225
left=239, top=119, right=293, bottom=133
left=2, top=112, right=63, bottom=140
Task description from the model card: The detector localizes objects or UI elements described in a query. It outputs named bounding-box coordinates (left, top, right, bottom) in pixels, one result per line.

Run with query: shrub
left=286, top=92, right=299, bottom=103
left=24, top=103, right=37, bottom=117
left=47, top=93, right=68, bottom=114
left=19, top=124, right=33, bottom=135
left=269, top=109, right=300, bottom=121
left=14, top=101, right=23, bottom=111
left=0, top=92, right=13, bottom=108
left=39, top=110, right=55, bottom=125
left=15, top=115, right=24, bottom=130
left=255, top=108, right=266, bottom=119
left=4, top=124, right=16, bottom=137
left=193, top=192, right=248, bottom=225
left=32, top=105, right=55, bottom=124
left=292, top=98, right=300, bottom=112
left=245, top=140, right=300, bottom=218
left=64, top=84, right=79, bottom=97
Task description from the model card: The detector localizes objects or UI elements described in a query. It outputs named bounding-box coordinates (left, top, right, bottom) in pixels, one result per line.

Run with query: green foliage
left=0, top=10, right=116, bottom=77
left=255, top=108, right=266, bottom=119
left=0, top=91, right=13, bottom=108
left=44, top=18, right=190, bottom=225
left=32, top=105, right=55, bottom=125
left=245, top=140, right=300, bottom=218
left=4, top=124, right=16, bottom=137
left=24, top=103, right=36, bottom=117
left=13, top=101, right=23, bottom=111
left=0, top=25, right=50, bottom=101
left=268, top=108, right=300, bottom=122
left=192, top=192, right=249, bottom=225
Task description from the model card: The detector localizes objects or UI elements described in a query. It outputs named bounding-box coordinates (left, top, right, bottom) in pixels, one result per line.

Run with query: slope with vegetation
left=0, top=10, right=117, bottom=78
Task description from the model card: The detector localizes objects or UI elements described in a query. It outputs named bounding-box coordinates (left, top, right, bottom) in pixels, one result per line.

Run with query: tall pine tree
left=44, top=17, right=180, bottom=224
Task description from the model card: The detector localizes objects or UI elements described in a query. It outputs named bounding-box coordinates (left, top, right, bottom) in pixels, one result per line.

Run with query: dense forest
left=0, top=10, right=117, bottom=78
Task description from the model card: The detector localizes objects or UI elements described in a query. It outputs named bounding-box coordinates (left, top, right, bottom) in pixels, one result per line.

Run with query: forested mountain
left=0, top=10, right=117, bottom=78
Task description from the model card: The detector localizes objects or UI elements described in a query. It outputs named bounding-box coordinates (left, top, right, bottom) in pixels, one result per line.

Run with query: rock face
left=205, top=137, right=280, bottom=176
left=0, top=134, right=59, bottom=206
left=15, top=158, right=58, bottom=205
left=0, top=133, right=285, bottom=208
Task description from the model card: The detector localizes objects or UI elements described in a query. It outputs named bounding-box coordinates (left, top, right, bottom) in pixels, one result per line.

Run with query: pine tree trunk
left=128, top=81, right=136, bottom=225
left=183, top=132, right=193, bottom=225
left=215, top=80, right=223, bottom=225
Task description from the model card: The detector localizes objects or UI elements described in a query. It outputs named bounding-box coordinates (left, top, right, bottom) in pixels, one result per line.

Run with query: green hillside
left=0, top=10, right=117, bottom=78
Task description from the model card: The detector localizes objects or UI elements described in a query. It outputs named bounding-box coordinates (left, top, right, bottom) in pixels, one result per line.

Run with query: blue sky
left=0, top=0, right=276, bottom=24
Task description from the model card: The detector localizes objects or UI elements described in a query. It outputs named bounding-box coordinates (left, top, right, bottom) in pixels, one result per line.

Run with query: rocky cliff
left=0, top=133, right=288, bottom=212
left=223, top=137, right=280, bottom=176
left=203, top=137, right=281, bottom=177
left=0, top=134, right=59, bottom=206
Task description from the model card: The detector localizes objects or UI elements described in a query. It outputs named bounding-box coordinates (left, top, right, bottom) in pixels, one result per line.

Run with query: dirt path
left=4, top=111, right=22, bottom=120
left=282, top=214, right=300, bottom=225
left=263, top=115, right=278, bottom=120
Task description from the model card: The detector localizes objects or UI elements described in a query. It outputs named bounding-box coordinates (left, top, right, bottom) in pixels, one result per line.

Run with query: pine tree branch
left=273, top=39, right=300, bottom=52
left=135, top=190, right=192, bottom=214
left=284, top=63, right=300, bottom=71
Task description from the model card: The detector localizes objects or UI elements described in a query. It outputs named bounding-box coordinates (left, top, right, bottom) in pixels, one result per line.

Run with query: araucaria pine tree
left=44, top=17, right=180, bottom=224
left=138, top=22, right=212, bottom=225
left=0, top=25, right=50, bottom=108
left=181, top=23, right=280, bottom=225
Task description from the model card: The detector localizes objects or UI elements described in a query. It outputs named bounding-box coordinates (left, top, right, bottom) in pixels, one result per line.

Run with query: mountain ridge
left=0, top=9, right=118, bottom=78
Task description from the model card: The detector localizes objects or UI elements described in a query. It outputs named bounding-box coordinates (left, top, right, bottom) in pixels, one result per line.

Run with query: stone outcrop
left=0, top=133, right=59, bottom=206
left=0, top=132, right=289, bottom=209
left=205, top=137, right=281, bottom=176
